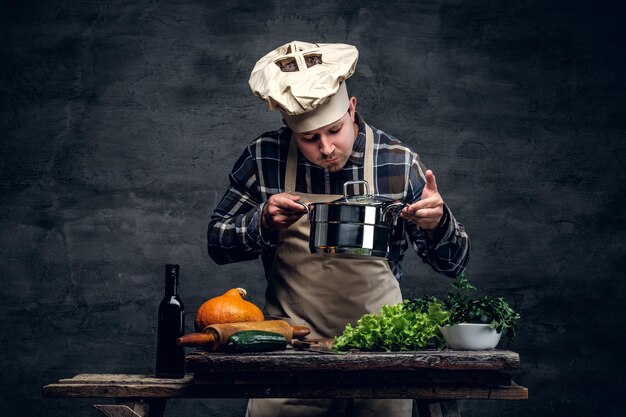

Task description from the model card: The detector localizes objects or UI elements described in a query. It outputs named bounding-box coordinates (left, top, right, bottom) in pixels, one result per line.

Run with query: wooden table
left=43, top=349, right=527, bottom=417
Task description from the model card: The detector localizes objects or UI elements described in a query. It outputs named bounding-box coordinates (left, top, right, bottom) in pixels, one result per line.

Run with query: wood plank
left=93, top=404, right=143, bottom=417
left=43, top=377, right=194, bottom=399
left=43, top=373, right=528, bottom=400
left=185, top=349, right=521, bottom=373
left=44, top=349, right=528, bottom=402
left=192, top=370, right=513, bottom=386
left=93, top=399, right=166, bottom=417
left=169, top=383, right=528, bottom=400
left=44, top=382, right=191, bottom=398
left=45, top=381, right=527, bottom=400
left=59, top=374, right=193, bottom=384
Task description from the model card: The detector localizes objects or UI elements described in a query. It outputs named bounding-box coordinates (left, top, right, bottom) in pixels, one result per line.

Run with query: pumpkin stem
left=236, top=288, right=247, bottom=298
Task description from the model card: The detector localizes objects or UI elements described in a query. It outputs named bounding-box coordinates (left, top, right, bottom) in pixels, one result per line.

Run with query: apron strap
left=284, top=124, right=376, bottom=193
left=363, top=125, right=375, bottom=191
left=285, top=133, right=299, bottom=192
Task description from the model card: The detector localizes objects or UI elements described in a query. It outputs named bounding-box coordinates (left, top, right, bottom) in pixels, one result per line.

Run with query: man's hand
left=262, top=193, right=306, bottom=230
left=401, top=169, right=444, bottom=230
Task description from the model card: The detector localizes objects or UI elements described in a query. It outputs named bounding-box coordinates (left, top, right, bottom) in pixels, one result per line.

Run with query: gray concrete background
left=1, top=1, right=624, bottom=416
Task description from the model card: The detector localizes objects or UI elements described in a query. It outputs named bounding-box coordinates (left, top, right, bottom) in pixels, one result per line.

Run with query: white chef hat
left=249, top=41, right=359, bottom=133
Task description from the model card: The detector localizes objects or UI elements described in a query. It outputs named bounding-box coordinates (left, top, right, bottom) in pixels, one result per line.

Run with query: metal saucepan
left=296, top=181, right=405, bottom=258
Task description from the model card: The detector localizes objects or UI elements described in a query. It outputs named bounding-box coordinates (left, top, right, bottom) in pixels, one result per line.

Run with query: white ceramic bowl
left=439, top=323, right=502, bottom=350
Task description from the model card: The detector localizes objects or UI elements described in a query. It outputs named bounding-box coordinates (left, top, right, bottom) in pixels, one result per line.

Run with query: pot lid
left=330, top=193, right=398, bottom=206
left=319, top=181, right=402, bottom=207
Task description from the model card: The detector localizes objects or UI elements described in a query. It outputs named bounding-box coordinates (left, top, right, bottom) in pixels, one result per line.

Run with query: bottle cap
left=165, top=264, right=179, bottom=284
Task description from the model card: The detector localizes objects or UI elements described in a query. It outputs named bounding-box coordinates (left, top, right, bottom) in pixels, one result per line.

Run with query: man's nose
left=319, top=135, right=335, bottom=155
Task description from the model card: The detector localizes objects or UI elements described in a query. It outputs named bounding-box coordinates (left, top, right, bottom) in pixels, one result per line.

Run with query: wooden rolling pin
left=176, top=320, right=311, bottom=350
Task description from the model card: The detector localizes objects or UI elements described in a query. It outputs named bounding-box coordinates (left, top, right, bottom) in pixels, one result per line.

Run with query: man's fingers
left=273, top=213, right=301, bottom=223
left=269, top=205, right=304, bottom=217
left=277, top=202, right=306, bottom=215
left=411, top=207, right=441, bottom=219
left=424, top=169, right=438, bottom=193
left=264, top=193, right=308, bottom=230
left=401, top=174, right=445, bottom=229
left=279, top=195, right=305, bottom=211
left=403, top=195, right=442, bottom=213
left=402, top=206, right=440, bottom=219
left=269, top=194, right=305, bottom=213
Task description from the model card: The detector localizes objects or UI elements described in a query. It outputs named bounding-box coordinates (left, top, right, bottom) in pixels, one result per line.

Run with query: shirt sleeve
left=404, top=153, right=470, bottom=278
left=207, top=144, right=280, bottom=265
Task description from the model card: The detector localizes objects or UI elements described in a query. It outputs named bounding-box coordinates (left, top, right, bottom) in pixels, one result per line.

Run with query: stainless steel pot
left=297, top=181, right=405, bottom=258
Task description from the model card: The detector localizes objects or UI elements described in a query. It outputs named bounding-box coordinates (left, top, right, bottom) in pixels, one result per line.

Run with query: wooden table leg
left=94, top=399, right=167, bottom=417
left=416, top=400, right=461, bottom=417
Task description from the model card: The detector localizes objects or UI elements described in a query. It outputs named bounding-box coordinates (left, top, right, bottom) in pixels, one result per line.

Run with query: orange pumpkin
left=194, top=288, right=264, bottom=331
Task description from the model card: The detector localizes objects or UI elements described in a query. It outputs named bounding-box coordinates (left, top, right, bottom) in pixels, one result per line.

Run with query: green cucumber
left=224, top=330, right=288, bottom=353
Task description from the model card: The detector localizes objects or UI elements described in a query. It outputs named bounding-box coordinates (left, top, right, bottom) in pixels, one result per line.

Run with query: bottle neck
left=164, top=264, right=179, bottom=297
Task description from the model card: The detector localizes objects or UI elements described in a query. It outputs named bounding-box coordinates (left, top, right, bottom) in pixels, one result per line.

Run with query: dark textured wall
left=1, top=1, right=624, bottom=416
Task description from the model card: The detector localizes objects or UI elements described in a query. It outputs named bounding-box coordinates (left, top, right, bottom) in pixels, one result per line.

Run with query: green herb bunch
left=410, top=275, right=521, bottom=339
left=333, top=301, right=449, bottom=352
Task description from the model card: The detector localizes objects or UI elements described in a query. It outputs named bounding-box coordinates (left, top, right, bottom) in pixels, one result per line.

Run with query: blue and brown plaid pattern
left=208, top=113, right=469, bottom=280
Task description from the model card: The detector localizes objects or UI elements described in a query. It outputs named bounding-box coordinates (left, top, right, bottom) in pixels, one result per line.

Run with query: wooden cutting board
left=291, top=338, right=335, bottom=352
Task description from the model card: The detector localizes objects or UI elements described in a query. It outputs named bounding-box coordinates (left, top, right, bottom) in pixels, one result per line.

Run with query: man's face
left=293, top=97, right=358, bottom=172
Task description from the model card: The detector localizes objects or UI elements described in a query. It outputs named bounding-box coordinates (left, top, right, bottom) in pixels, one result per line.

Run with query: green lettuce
left=333, top=301, right=449, bottom=352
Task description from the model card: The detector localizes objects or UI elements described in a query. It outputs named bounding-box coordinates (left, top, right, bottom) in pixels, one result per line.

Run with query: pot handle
left=343, top=180, right=371, bottom=199
left=382, top=202, right=406, bottom=226
left=294, top=200, right=311, bottom=219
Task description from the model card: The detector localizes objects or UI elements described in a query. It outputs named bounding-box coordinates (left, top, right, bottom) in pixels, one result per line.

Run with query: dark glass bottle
left=155, top=264, right=185, bottom=378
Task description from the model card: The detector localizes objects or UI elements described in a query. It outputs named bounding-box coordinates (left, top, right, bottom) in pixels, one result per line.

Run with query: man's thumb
left=424, top=170, right=438, bottom=192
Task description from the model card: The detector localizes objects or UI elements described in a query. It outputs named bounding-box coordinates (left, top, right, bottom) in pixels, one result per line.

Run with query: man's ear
left=349, top=96, right=358, bottom=119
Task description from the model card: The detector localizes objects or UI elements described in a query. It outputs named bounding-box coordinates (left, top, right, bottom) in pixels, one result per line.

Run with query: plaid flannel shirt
left=207, top=114, right=469, bottom=281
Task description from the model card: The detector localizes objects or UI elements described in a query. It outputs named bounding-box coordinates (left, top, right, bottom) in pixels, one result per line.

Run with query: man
left=207, top=41, right=469, bottom=417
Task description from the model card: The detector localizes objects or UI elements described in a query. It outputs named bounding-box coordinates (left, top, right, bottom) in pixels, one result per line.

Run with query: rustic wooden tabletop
left=43, top=349, right=528, bottom=417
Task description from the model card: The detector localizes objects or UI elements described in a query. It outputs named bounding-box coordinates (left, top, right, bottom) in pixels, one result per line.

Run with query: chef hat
left=249, top=41, right=359, bottom=133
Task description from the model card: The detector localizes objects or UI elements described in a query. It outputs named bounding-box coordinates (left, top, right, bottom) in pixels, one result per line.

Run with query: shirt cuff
left=423, top=204, right=454, bottom=247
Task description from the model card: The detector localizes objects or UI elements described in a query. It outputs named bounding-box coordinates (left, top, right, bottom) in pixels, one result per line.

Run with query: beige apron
left=246, top=125, right=412, bottom=417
